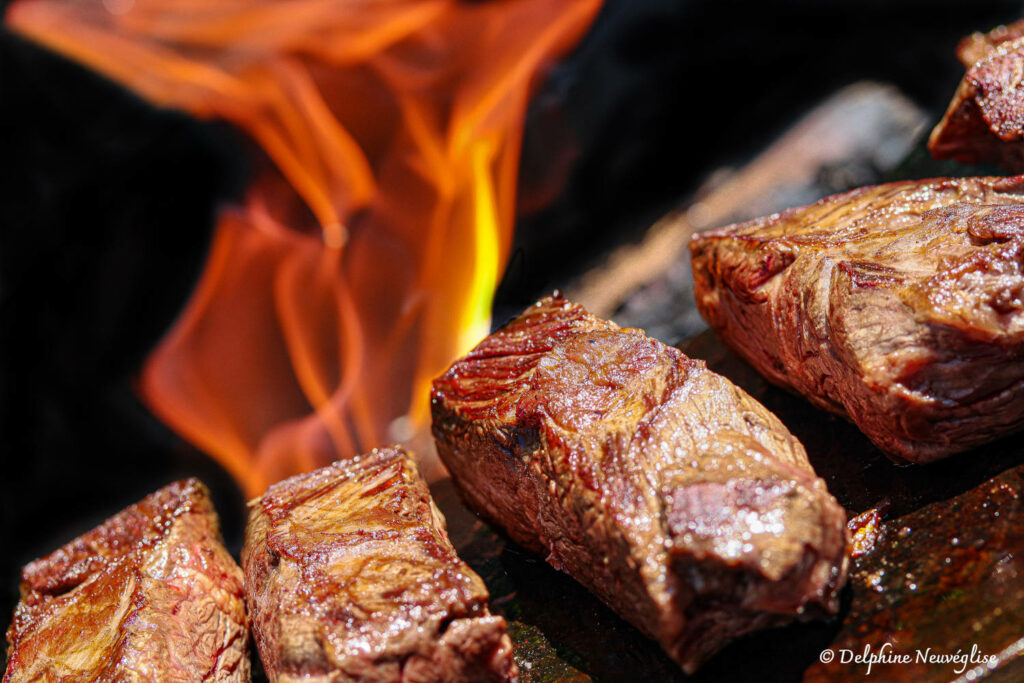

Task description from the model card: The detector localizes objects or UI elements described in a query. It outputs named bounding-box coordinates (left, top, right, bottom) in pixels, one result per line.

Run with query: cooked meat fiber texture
left=691, top=176, right=1024, bottom=462
left=431, top=294, right=848, bottom=673
left=930, top=19, right=1024, bottom=172
left=242, top=445, right=517, bottom=683
left=956, top=19, right=1024, bottom=68
left=4, top=479, right=250, bottom=682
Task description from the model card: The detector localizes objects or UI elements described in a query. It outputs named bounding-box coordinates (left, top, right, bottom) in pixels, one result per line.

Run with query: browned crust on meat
left=957, top=20, right=1024, bottom=68
left=690, top=176, right=1024, bottom=462
left=4, top=479, right=250, bottom=682
left=930, top=21, right=1024, bottom=172
left=241, top=446, right=516, bottom=683
left=431, top=295, right=848, bottom=673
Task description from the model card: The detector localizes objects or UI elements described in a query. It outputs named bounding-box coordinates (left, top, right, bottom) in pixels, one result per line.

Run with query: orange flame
left=7, top=0, right=601, bottom=495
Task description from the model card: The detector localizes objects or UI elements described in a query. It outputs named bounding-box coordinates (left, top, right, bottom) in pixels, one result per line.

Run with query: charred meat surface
left=4, top=479, right=250, bottom=682
left=955, top=19, right=1024, bottom=68
left=690, top=176, right=1024, bottom=462
left=805, top=463, right=1024, bottom=682
left=930, top=20, right=1024, bottom=172
left=242, top=445, right=516, bottom=683
left=430, top=294, right=848, bottom=673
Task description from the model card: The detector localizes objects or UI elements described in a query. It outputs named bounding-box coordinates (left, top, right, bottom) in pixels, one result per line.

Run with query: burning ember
left=6, top=0, right=601, bottom=495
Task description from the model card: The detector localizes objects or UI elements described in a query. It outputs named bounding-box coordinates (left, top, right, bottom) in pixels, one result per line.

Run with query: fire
left=7, top=0, right=601, bottom=495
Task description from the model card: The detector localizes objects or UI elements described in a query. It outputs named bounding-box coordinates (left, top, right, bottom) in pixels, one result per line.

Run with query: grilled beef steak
left=4, top=479, right=249, bottom=682
left=691, top=176, right=1024, bottom=462
left=430, top=294, right=848, bottom=673
left=930, top=20, right=1024, bottom=172
left=955, top=19, right=1024, bottom=69
left=242, top=446, right=516, bottom=683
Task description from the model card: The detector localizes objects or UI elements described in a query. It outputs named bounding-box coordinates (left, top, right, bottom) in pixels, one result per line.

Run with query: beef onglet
left=242, top=445, right=516, bottom=683
left=430, top=294, right=848, bottom=673
left=4, top=479, right=250, bottom=682
left=930, top=19, right=1024, bottom=172
left=690, top=176, right=1024, bottom=462
left=955, top=19, right=1024, bottom=68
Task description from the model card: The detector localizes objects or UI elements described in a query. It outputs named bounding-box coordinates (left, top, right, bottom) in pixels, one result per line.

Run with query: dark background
left=2, top=0, right=1023, bottom=671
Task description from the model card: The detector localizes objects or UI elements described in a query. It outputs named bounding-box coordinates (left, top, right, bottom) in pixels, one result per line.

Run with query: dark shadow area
left=0, top=25, right=250, bottom=631
left=497, top=0, right=1024, bottom=316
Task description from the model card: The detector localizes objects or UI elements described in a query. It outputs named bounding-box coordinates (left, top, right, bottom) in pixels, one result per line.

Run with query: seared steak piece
left=930, top=20, right=1024, bottom=172
left=4, top=479, right=249, bottom=682
left=430, top=294, right=848, bottom=673
left=242, top=446, right=516, bottom=683
left=690, top=176, right=1024, bottom=462
left=956, top=19, right=1024, bottom=69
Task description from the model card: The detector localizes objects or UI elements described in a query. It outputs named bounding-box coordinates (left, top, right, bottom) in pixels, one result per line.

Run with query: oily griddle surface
left=430, top=330, right=1024, bottom=682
